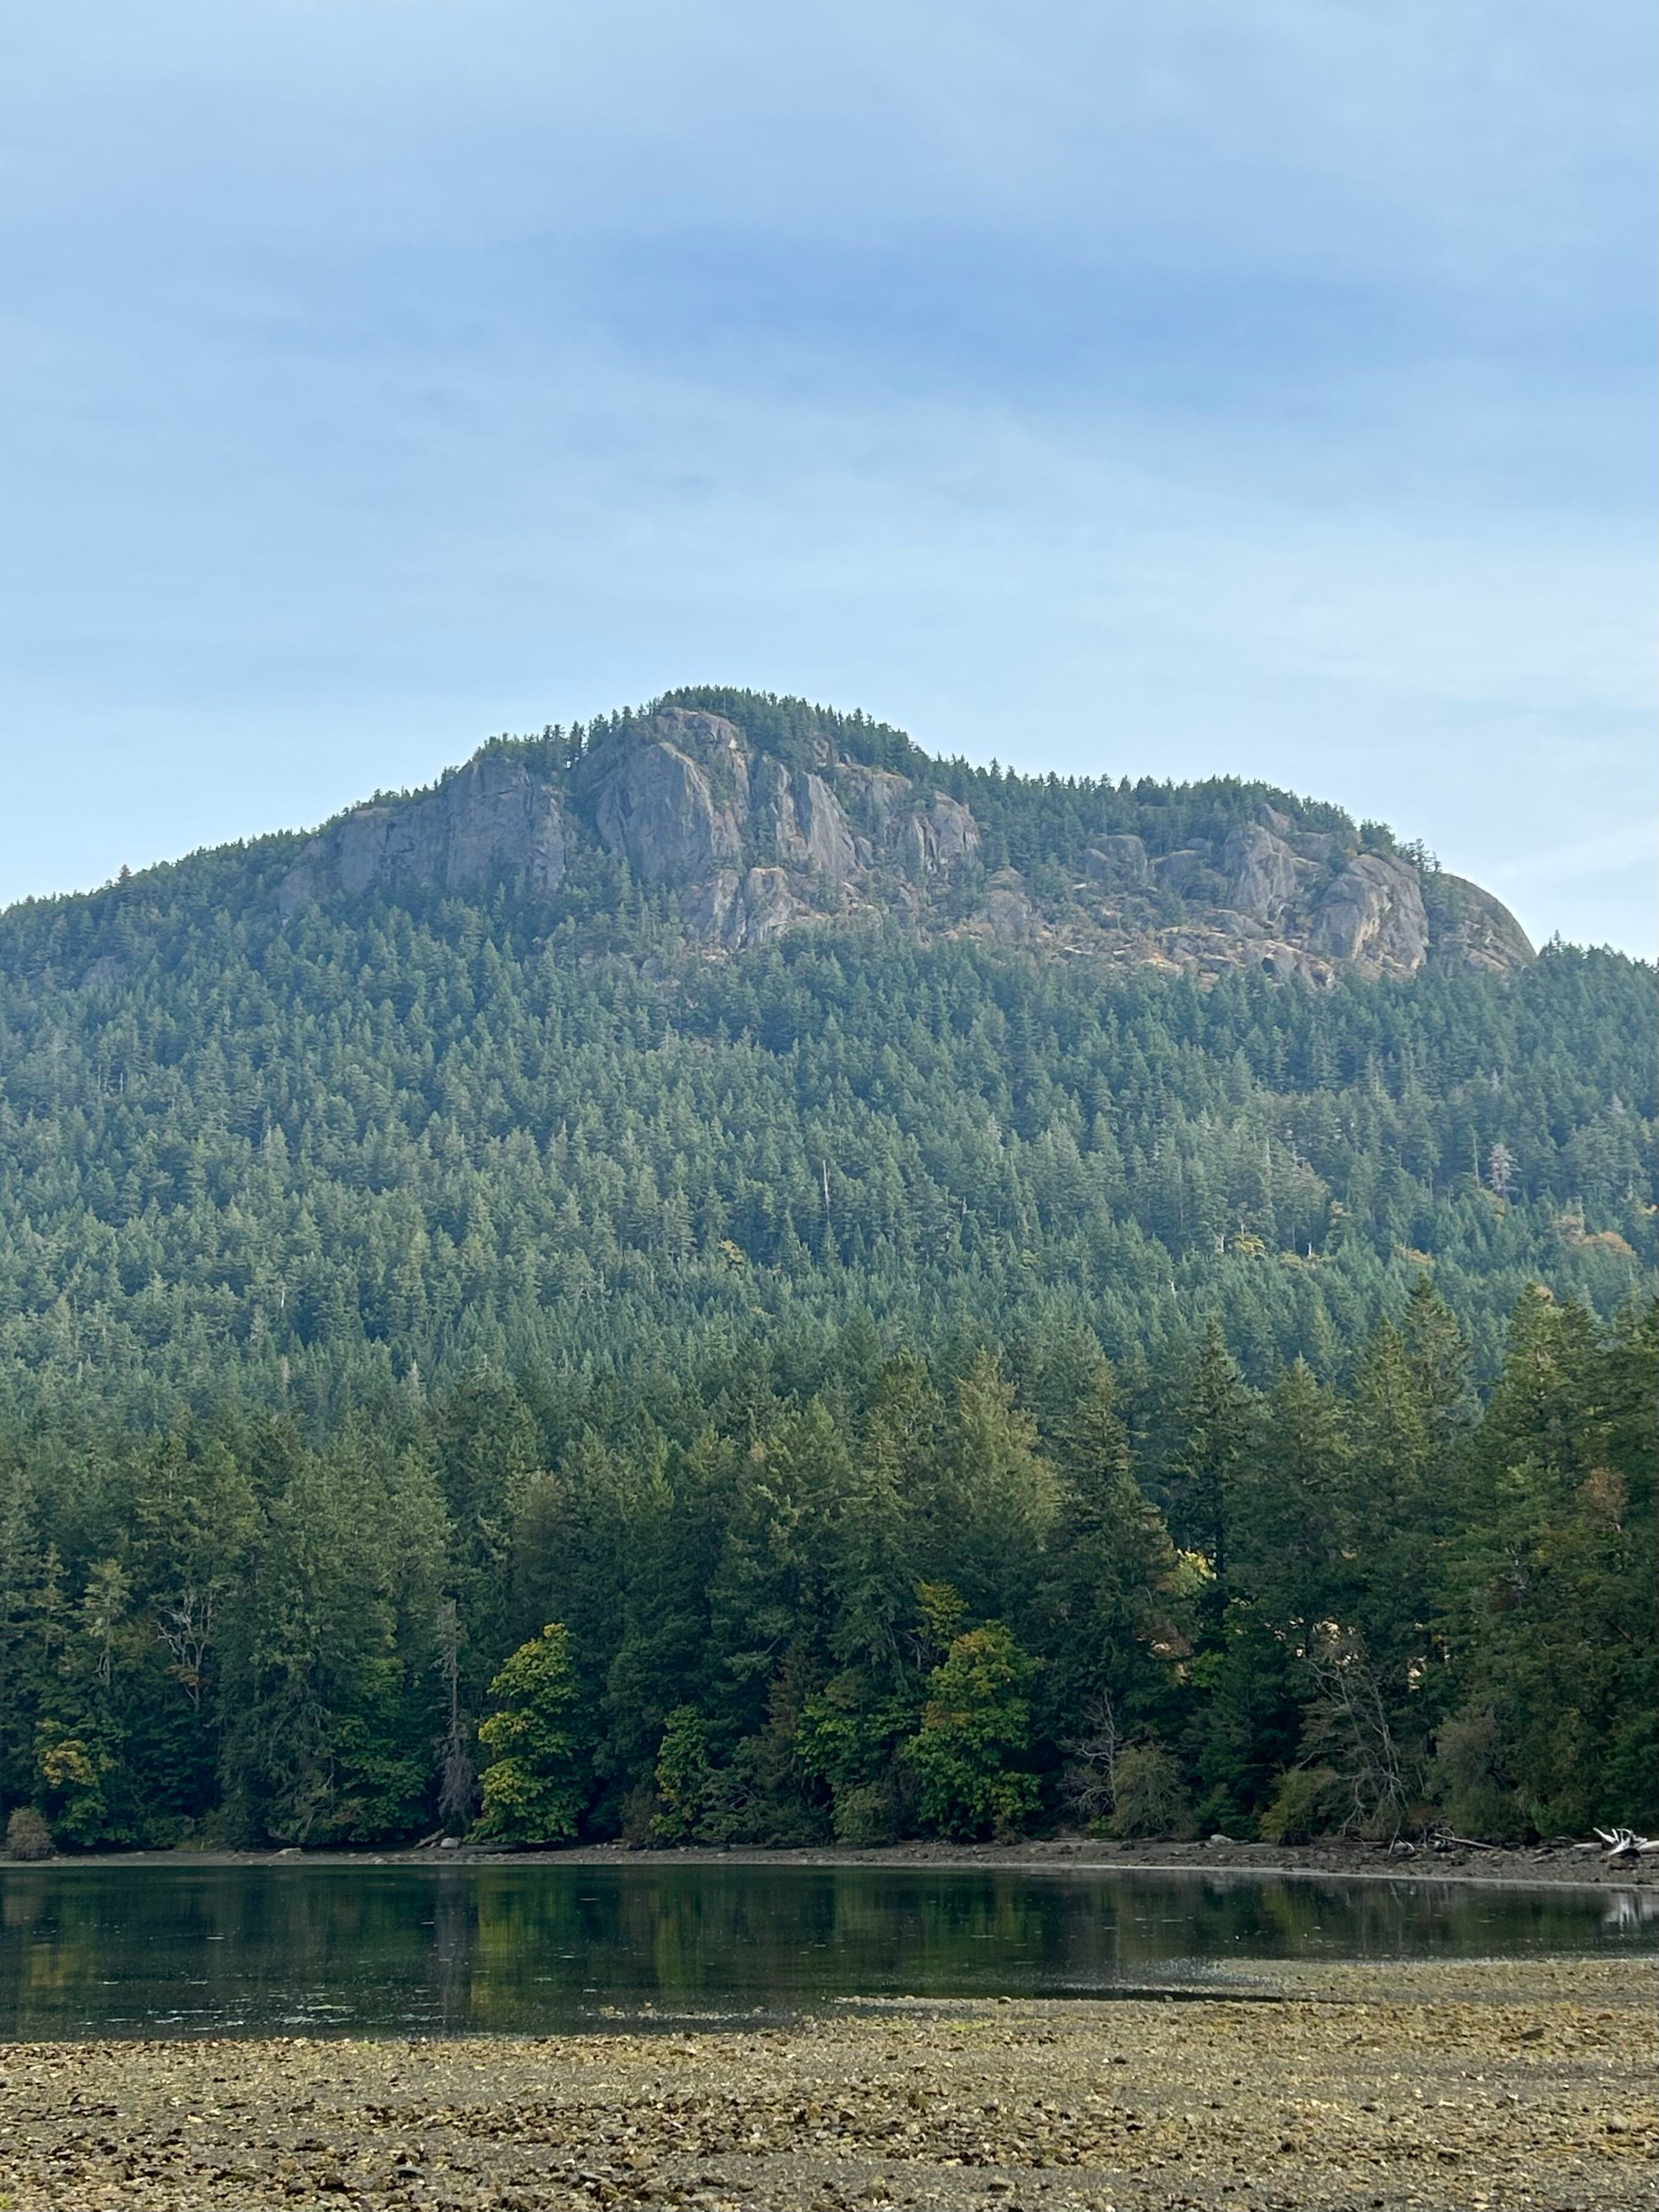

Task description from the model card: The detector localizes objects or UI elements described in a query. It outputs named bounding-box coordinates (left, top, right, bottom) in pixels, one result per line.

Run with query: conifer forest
left=0, top=691, right=1652, bottom=1852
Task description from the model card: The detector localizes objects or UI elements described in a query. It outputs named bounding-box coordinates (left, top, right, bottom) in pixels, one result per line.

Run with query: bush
left=1258, top=1765, right=1345, bottom=1845
left=1426, top=1708, right=1529, bottom=1846
left=903, top=1621, right=1041, bottom=1841
left=5, top=1806, right=53, bottom=1861
left=617, top=1785, right=662, bottom=1849
left=1107, top=1745, right=1195, bottom=1840
left=832, top=1781, right=897, bottom=1846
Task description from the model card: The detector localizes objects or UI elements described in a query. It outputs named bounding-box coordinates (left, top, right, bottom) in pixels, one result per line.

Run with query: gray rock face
left=1222, top=823, right=1306, bottom=923
left=278, top=753, right=566, bottom=916
left=638, top=706, right=754, bottom=790
left=272, top=701, right=1514, bottom=991
left=593, top=741, right=746, bottom=884
left=579, top=712, right=973, bottom=899
left=833, top=762, right=913, bottom=841
left=900, top=794, right=980, bottom=875
left=1155, top=847, right=1213, bottom=896
left=796, top=775, right=860, bottom=879
left=835, top=766, right=979, bottom=875
left=1083, top=835, right=1149, bottom=889
left=682, top=865, right=810, bottom=948
left=1308, top=853, right=1429, bottom=975
left=756, top=761, right=859, bottom=880
left=1426, top=874, right=1535, bottom=975
left=978, top=871, right=1035, bottom=942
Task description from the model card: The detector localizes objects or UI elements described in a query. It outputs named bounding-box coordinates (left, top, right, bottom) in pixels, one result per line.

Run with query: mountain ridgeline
left=0, top=687, right=1646, bottom=1419
left=273, top=690, right=1533, bottom=982
left=0, top=688, right=1652, bottom=1857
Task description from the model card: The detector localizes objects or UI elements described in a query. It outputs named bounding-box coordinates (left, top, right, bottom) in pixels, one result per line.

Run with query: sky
left=2, top=0, right=1654, bottom=953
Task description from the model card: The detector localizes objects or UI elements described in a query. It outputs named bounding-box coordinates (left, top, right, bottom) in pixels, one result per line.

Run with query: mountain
left=0, top=687, right=1649, bottom=1422
left=273, top=690, right=1535, bottom=983
left=0, top=687, right=1652, bottom=1857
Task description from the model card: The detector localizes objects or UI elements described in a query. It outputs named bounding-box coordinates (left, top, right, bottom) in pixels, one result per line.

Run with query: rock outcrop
left=278, top=752, right=565, bottom=915
left=1425, top=874, right=1535, bottom=976
left=576, top=711, right=981, bottom=932
left=978, top=871, right=1036, bottom=942
left=1308, top=854, right=1429, bottom=976
left=1155, top=847, right=1214, bottom=896
left=272, top=695, right=1533, bottom=991
left=754, top=759, right=860, bottom=880
left=682, top=865, right=811, bottom=948
left=1222, top=822, right=1308, bottom=923
left=834, top=765, right=980, bottom=875
left=592, top=737, right=747, bottom=885
left=1083, top=835, right=1149, bottom=889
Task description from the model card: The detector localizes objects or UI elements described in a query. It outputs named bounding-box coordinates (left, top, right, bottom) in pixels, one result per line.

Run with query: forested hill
left=0, top=687, right=1652, bottom=1421
left=0, top=689, right=1653, bottom=1859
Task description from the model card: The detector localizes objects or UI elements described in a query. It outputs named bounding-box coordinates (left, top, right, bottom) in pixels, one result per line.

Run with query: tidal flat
left=1, top=1956, right=1652, bottom=2212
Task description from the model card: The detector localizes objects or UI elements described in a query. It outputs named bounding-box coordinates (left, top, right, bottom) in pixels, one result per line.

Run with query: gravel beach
left=1, top=1953, right=1653, bottom=2212
left=37, top=1836, right=1659, bottom=1889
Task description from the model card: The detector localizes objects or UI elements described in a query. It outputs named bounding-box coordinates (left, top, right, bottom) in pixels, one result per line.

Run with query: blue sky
left=3, top=0, right=1654, bottom=951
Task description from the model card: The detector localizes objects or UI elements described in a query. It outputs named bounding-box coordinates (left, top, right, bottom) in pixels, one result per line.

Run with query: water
left=1, top=1859, right=1651, bottom=2038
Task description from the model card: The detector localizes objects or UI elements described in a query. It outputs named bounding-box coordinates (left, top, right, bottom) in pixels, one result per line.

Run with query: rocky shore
left=51, top=1833, right=1659, bottom=1892
left=2, top=1955, right=1653, bottom=2212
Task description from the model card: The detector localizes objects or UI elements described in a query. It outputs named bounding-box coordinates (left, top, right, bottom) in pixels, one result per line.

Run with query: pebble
left=0, top=1957, right=1651, bottom=2211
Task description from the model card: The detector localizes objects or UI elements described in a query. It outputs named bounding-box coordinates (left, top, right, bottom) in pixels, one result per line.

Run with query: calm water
left=1, top=1860, right=1652, bottom=2038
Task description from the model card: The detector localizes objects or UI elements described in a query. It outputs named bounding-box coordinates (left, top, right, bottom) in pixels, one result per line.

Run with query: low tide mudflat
left=2, top=1955, right=1652, bottom=2212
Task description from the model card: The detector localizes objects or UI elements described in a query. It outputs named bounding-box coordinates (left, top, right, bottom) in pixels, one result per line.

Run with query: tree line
left=3, top=1282, right=1651, bottom=1854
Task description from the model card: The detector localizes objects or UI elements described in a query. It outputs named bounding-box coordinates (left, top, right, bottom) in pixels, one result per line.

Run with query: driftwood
left=1593, top=1826, right=1659, bottom=1860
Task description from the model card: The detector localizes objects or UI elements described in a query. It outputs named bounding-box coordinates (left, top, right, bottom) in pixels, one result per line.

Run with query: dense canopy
left=0, top=692, right=1652, bottom=1853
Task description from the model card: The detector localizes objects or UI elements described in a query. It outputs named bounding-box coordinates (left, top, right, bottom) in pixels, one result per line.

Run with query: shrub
left=474, top=1623, right=587, bottom=1844
left=650, top=1707, right=716, bottom=1843
left=5, top=1806, right=53, bottom=1861
left=832, top=1782, right=897, bottom=1846
left=1258, top=1764, right=1345, bottom=1845
left=1107, top=1745, right=1195, bottom=1840
left=903, top=1621, right=1041, bottom=1842
left=618, top=1785, right=662, bottom=1849
left=1426, top=1708, right=1529, bottom=1845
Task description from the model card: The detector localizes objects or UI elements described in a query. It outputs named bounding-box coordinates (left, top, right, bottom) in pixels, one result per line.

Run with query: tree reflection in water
left=0, top=1861, right=1649, bottom=2038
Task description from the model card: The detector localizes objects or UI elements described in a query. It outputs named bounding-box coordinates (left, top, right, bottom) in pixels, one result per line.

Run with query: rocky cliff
left=276, top=751, right=566, bottom=915
left=276, top=698, right=1534, bottom=985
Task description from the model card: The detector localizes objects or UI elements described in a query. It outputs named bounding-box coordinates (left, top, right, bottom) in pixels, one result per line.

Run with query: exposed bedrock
left=593, top=740, right=747, bottom=884
left=1083, top=835, right=1149, bottom=889
left=1308, top=853, right=1429, bottom=975
left=682, top=865, right=813, bottom=948
left=1426, top=873, right=1536, bottom=975
left=272, top=697, right=1532, bottom=991
left=834, top=765, right=980, bottom=874
left=277, top=753, right=566, bottom=915
left=1222, top=822, right=1310, bottom=923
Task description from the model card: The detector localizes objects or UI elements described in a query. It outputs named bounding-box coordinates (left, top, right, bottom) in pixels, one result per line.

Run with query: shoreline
left=2, top=1957, right=1651, bottom=2210
left=10, top=1833, right=1656, bottom=1893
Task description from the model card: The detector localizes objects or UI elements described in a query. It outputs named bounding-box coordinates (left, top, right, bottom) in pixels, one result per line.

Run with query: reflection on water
left=0, top=1860, right=1650, bottom=2039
